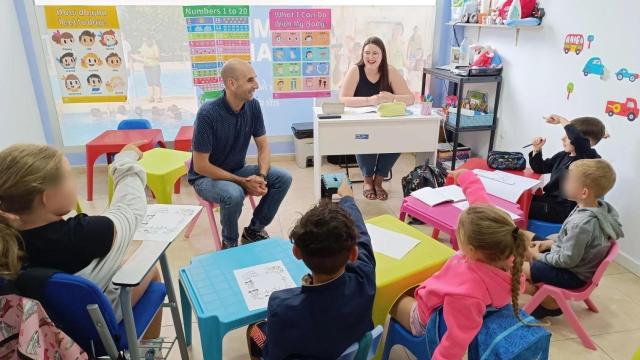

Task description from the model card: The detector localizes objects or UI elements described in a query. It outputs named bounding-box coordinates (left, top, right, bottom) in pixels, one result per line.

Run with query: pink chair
left=524, top=241, right=620, bottom=350
left=183, top=159, right=257, bottom=251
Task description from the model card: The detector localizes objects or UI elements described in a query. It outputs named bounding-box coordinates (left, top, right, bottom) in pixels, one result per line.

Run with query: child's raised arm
left=453, top=170, right=490, bottom=205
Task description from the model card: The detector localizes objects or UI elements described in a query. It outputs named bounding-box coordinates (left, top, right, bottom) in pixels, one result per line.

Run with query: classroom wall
left=0, top=0, right=46, bottom=148
left=459, top=0, right=640, bottom=273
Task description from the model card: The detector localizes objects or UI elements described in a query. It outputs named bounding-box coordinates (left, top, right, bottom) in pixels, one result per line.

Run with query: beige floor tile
left=604, top=261, right=628, bottom=276
left=549, top=338, right=613, bottom=359
left=592, top=329, right=640, bottom=360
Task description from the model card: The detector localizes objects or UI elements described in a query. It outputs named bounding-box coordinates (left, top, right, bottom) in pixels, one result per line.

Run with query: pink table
left=399, top=195, right=526, bottom=250
left=85, top=129, right=165, bottom=201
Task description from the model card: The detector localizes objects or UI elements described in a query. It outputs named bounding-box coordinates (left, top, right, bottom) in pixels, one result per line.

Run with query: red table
left=85, top=129, right=165, bottom=201
left=446, top=157, right=541, bottom=226
left=399, top=194, right=526, bottom=250
left=174, top=126, right=194, bottom=152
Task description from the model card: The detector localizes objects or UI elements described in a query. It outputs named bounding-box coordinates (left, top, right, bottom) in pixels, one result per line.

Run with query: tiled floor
left=77, top=154, right=640, bottom=359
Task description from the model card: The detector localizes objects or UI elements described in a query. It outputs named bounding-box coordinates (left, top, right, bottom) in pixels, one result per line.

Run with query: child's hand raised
left=531, top=137, right=546, bottom=152
left=121, top=141, right=145, bottom=160
left=449, top=169, right=468, bottom=184
left=544, top=114, right=570, bottom=126
left=337, top=176, right=353, bottom=198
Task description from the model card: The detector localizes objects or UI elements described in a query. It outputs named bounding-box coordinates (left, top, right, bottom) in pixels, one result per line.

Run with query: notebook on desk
left=411, top=185, right=466, bottom=207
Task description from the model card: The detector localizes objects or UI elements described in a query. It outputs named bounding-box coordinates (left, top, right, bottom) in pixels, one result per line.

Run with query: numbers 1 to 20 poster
left=44, top=6, right=127, bottom=104
left=182, top=5, right=251, bottom=105
left=269, top=9, right=331, bottom=99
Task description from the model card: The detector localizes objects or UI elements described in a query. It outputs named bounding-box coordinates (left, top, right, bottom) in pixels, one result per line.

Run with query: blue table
left=179, top=239, right=309, bottom=360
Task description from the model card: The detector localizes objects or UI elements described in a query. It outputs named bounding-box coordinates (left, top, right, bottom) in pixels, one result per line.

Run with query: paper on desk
left=453, top=201, right=521, bottom=220
left=234, top=260, right=297, bottom=311
left=133, top=204, right=202, bottom=242
left=344, top=106, right=377, bottom=114
left=411, top=185, right=466, bottom=207
left=473, top=169, right=541, bottom=203
left=365, top=224, right=420, bottom=260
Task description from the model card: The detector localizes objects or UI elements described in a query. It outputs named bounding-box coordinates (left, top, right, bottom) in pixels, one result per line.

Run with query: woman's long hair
left=356, top=36, right=392, bottom=92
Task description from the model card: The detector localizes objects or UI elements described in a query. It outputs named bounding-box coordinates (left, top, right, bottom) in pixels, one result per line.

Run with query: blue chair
left=382, top=319, right=428, bottom=360
left=117, top=118, right=152, bottom=130
left=16, top=243, right=188, bottom=360
left=339, top=325, right=384, bottom=360
left=527, top=219, right=562, bottom=238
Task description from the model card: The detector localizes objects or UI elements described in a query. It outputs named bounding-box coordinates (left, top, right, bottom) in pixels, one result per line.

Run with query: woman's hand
left=368, top=94, right=380, bottom=106
left=378, top=91, right=395, bottom=103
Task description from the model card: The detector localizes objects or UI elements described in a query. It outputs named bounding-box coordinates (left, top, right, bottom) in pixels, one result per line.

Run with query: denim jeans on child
left=356, top=153, right=401, bottom=177
left=192, top=165, right=292, bottom=245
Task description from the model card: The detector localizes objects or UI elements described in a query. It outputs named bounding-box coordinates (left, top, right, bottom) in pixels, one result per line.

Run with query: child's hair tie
left=512, top=226, right=519, bottom=241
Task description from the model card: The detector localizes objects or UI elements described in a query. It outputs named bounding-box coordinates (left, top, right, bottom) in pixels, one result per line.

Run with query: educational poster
left=44, top=6, right=127, bottom=103
left=182, top=5, right=251, bottom=105
left=269, top=9, right=331, bottom=99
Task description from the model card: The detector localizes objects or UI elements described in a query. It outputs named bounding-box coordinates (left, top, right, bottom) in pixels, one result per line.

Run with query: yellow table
left=367, top=215, right=455, bottom=359
left=108, top=148, right=192, bottom=204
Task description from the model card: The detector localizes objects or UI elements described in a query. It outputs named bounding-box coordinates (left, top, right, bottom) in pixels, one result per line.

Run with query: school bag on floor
left=426, top=305, right=551, bottom=360
left=401, top=162, right=448, bottom=197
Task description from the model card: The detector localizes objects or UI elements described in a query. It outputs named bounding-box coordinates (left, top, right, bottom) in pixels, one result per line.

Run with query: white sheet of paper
left=133, top=204, right=202, bottom=242
left=365, top=224, right=421, bottom=260
left=473, top=169, right=541, bottom=203
left=453, top=201, right=521, bottom=220
left=234, top=261, right=297, bottom=311
left=411, top=185, right=466, bottom=207
left=344, top=106, right=378, bottom=114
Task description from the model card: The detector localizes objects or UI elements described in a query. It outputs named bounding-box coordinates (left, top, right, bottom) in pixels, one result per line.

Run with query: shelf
left=446, top=21, right=543, bottom=46
left=424, top=67, right=501, bottom=84
left=444, top=122, right=494, bottom=133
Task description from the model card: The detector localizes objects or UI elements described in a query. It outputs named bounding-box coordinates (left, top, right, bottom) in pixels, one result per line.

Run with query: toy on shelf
left=605, top=98, right=638, bottom=122
left=485, top=0, right=544, bottom=26
left=469, top=44, right=502, bottom=69
left=615, top=68, right=638, bottom=82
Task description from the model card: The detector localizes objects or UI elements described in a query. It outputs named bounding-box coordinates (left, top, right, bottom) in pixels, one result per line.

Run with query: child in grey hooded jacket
left=525, top=159, right=623, bottom=318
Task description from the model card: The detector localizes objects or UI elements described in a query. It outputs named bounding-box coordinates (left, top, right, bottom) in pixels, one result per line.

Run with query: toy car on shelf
left=615, top=68, right=638, bottom=82
left=605, top=97, right=638, bottom=121
left=583, top=57, right=605, bottom=79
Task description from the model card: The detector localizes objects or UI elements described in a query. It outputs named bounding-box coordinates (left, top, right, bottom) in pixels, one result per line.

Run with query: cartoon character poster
left=269, top=9, right=331, bottom=99
left=182, top=5, right=251, bottom=105
left=44, top=6, right=127, bottom=103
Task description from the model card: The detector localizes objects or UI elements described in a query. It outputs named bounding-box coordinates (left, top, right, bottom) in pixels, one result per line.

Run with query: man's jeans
left=192, top=165, right=292, bottom=245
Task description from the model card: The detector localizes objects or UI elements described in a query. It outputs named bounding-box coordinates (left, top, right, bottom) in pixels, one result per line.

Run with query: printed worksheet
left=133, top=204, right=202, bottom=242
left=234, top=260, right=296, bottom=311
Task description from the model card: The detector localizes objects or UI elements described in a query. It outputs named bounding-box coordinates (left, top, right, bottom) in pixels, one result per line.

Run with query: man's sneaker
left=241, top=227, right=269, bottom=245
left=221, top=240, right=238, bottom=250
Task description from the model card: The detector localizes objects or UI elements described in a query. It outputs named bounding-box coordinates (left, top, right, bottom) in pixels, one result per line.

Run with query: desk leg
left=179, top=279, right=192, bottom=346
left=86, top=150, right=99, bottom=201
left=313, top=126, right=321, bottom=201
left=198, top=319, right=223, bottom=360
left=151, top=182, right=174, bottom=204
left=159, top=253, right=189, bottom=360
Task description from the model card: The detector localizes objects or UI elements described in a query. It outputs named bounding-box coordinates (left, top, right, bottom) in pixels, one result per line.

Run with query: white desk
left=313, top=106, right=441, bottom=200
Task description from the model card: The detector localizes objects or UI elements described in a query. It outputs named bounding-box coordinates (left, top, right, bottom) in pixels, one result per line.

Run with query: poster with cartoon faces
left=45, top=6, right=127, bottom=103
left=269, top=9, right=332, bottom=99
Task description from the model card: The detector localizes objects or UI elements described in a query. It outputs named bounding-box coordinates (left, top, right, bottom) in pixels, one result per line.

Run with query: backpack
left=487, top=151, right=527, bottom=171
left=426, top=305, right=551, bottom=360
left=401, top=163, right=448, bottom=197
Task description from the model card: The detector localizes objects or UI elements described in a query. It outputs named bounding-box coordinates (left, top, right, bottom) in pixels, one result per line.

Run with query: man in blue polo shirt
left=189, top=60, right=292, bottom=248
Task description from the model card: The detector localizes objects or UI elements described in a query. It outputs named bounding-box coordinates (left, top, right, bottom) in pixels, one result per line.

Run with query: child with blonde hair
left=0, top=143, right=162, bottom=342
left=390, top=170, right=529, bottom=359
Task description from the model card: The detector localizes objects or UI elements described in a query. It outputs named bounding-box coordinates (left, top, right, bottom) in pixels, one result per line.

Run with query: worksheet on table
left=234, top=261, right=297, bottom=311
left=344, top=106, right=377, bottom=114
left=134, top=204, right=202, bottom=242
left=366, top=224, right=420, bottom=260
left=473, top=169, right=541, bottom=203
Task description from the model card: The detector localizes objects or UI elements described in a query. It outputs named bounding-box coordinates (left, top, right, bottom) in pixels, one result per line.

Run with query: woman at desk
left=339, top=36, right=414, bottom=200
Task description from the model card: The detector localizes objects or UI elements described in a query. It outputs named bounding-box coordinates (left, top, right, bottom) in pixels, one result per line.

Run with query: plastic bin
left=447, top=109, right=494, bottom=128
left=291, top=122, right=313, bottom=168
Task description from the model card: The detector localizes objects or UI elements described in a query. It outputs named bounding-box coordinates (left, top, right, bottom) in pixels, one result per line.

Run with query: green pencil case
left=377, top=101, right=407, bottom=117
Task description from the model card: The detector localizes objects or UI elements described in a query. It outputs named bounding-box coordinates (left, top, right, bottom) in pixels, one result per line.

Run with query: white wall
left=0, top=0, right=46, bottom=148
left=461, top=0, right=640, bottom=273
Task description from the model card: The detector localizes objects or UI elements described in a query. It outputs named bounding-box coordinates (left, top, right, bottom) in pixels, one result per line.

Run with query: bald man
left=188, top=60, right=292, bottom=249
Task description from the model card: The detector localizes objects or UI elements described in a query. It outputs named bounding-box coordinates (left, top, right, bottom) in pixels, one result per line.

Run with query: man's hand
left=121, top=141, right=145, bottom=160
left=337, top=177, right=353, bottom=198
left=528, top=242, right=541, bottom=260
left=544, top=114, right=570, bottom=126
left=449, top=169, right=468, bottom=184
left=531, top=137, right=546, bottom=152
left=243, top=175, right=267, bottom=196
left=378, top=91, right=395, bottom=103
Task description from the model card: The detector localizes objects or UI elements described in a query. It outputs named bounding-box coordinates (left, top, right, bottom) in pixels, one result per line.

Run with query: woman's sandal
left=363, top=187, right=377, bottom=200
left=375, top=187, right=389, bottom=201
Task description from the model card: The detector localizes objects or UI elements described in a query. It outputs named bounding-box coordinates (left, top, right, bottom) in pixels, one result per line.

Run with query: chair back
left=338, top=325, right=384, bottom=360
left=42, top=273, right=119, bottom=356
left=586, top=241, right=619, bottom=290
left=117, top=118, right=152, bottom=130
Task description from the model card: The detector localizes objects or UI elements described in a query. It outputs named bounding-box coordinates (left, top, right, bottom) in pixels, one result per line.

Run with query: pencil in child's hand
left=522, top=143, right=533, bottom=149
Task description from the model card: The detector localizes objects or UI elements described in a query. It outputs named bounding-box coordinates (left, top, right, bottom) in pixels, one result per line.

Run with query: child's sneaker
left=141, top=338, right=164, bottom=360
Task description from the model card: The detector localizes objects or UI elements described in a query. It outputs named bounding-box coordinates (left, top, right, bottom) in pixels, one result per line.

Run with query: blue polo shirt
left=188, top=92, right=266, bottom=183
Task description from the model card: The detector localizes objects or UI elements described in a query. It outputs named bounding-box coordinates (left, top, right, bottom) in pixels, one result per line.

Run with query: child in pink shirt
left=390, top=170, right=529, bottom=360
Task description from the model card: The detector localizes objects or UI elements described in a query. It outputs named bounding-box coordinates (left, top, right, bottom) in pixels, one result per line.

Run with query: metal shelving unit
left=421, top=67, right=502, bottom=170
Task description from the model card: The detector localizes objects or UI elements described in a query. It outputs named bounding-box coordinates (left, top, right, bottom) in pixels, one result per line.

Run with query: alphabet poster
left=269, top=9, right=331, bottom=99
left=182, top=5, right=251, bottom=105
left=44, top=6, right=127, bottom=103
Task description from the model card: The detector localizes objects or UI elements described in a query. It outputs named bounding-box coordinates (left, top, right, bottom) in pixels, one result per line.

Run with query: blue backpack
left=426, top=305, right=551, bottom=360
